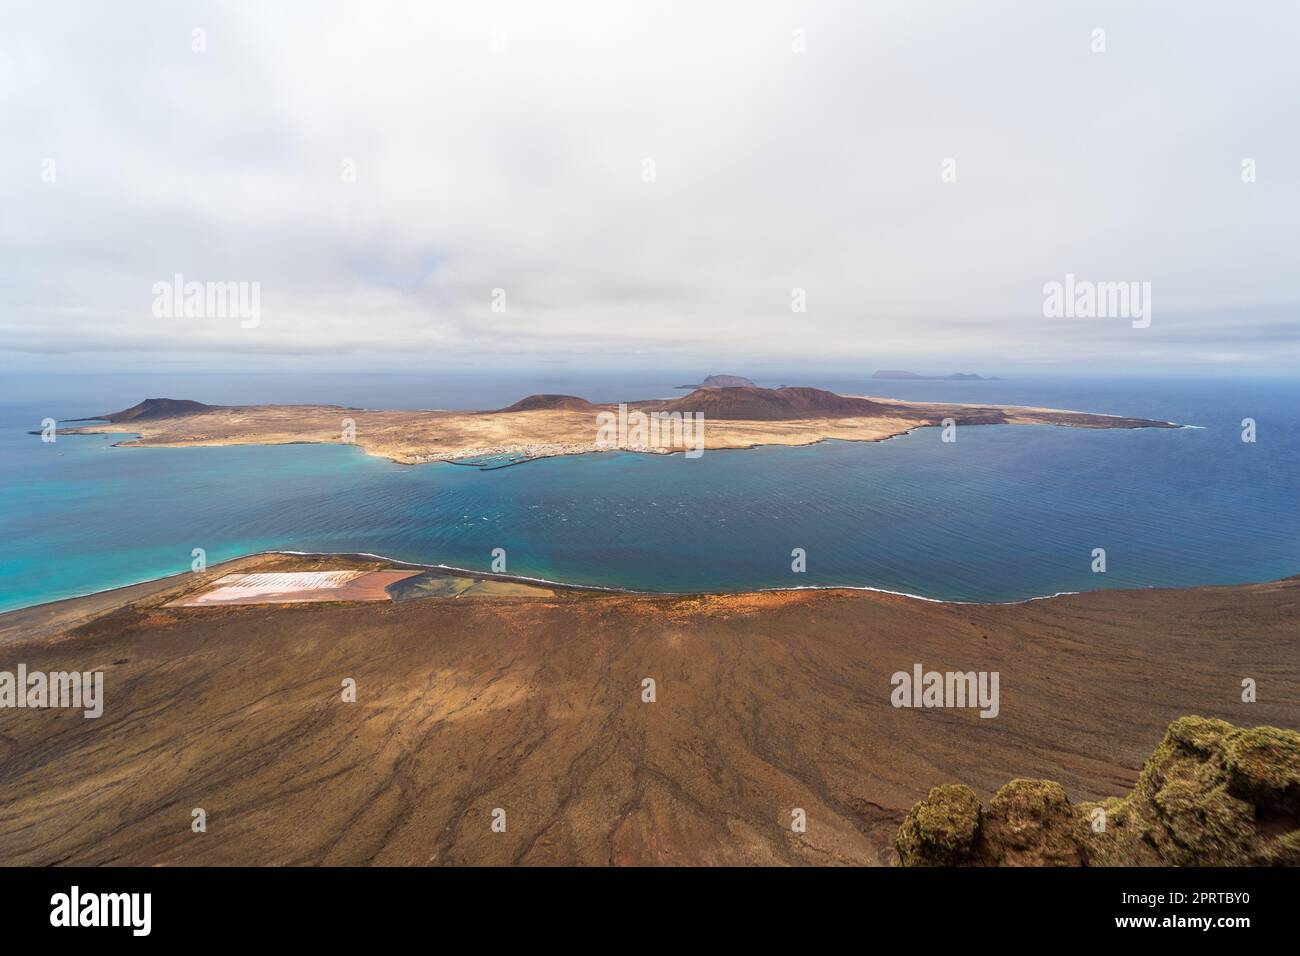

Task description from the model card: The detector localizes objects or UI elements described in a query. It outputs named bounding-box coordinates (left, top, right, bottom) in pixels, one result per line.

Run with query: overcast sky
left=1, top=0, right=1297, bottom=376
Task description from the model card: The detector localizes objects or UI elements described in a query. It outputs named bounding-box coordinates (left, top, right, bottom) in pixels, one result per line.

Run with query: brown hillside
left=94, top=398, right=217, bottom=422
left=493, top=394, right=597, bottom=413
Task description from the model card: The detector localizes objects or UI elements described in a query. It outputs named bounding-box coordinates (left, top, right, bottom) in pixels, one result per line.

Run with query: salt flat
left=167, top=569, right=420, bottom=606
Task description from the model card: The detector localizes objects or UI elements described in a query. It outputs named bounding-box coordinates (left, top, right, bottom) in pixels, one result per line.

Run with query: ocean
left=1, top=372, right=1296, bottom=612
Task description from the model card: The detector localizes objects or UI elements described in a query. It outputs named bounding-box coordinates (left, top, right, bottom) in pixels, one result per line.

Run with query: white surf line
left=854, top=393, right=1183, bottom=424
left=1, top=545, right=1236, bottom=616
left=269, top=549, right=1084, bottom=607
left=754, top=582, right=1084, bottom=606
left=271, top=550, right=634, bottom=594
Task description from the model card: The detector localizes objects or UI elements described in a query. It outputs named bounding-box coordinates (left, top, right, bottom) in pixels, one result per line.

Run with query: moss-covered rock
left=895, top=717, right=1300, bottom=867
left=980, top=779, right=1087, bottom=866
left=895, top=784, right=981, bottom=865
left=1223, top=726, right=1300, bottom=813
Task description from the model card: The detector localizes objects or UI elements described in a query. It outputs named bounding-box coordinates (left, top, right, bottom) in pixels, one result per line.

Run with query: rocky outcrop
left=896, top=717, right=1300, bottom=866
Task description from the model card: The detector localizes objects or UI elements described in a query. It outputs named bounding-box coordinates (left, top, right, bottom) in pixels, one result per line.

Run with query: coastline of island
left=55, top=385, right=1182, bottom=467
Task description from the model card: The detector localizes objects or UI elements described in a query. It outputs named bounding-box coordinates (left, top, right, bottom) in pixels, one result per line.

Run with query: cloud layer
left=2, top=0, right=1297, bottom=373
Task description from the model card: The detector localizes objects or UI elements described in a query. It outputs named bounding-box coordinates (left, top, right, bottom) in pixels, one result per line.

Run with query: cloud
left=1, top=0, right=1297, bottom=373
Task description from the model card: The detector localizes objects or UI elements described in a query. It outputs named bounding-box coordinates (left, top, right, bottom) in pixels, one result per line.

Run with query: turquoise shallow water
left=1, top=374, right=1297, bottom=611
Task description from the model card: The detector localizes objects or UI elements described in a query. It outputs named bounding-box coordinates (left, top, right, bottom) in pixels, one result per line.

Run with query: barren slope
left=0, top=555, right=1292, bottom=866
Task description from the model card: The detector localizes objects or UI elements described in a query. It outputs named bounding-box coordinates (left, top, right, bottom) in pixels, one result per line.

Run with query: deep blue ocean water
left=1, top=372, right=1296, bottom=611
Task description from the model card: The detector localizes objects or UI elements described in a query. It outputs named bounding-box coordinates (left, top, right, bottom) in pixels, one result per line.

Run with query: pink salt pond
left=167, top=570, right=420, bottom=607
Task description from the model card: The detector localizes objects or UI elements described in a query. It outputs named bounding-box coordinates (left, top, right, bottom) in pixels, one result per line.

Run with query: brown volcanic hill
left=896, top=716, right=1300, bottom=866
left=94, top=398, right=216, bottom=422
left=493, top=394, right=597, bottom=413
left=658, top=386, right=888, bottom=421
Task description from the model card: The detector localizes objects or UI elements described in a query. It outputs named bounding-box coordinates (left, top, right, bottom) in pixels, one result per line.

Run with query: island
left=872, top=370, right=1000, bottom=381
left=675, top=373, right=756, bottom=388
left=60, top=386, right=1178, bottom=466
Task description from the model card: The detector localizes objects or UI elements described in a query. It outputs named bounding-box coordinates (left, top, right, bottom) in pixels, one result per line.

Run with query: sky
left=1, top=0, right=1297, bottom=377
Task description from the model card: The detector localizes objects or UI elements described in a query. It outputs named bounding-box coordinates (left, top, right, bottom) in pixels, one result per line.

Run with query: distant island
left=59, top=386, right=1178, bottom=467
left=872, top=370, right=1000, bottom=381
left=675, top=373, right=755, bottom=389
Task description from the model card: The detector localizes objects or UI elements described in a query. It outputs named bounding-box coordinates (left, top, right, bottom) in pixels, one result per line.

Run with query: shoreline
left=64, top=417, right=1188, bottom=467
left=47, top=406, right=1197, bottom=480
left=3, top=545, right=1295, bottom=622
left=65, top=416, right=1196, bottom=469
